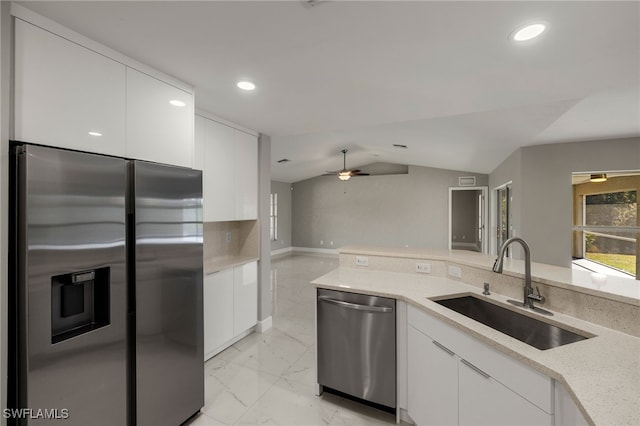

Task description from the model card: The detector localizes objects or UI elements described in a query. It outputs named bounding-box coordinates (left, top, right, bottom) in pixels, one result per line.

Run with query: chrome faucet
left=493, top=237, right=545, bottom=310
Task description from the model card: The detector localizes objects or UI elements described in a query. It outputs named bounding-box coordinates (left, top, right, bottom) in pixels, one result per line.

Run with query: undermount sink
left=433, top=295, right=591, bottom=350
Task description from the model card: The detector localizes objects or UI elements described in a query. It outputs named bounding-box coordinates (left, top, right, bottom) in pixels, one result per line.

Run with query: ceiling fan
left=323, top=149, right=370, bottom=181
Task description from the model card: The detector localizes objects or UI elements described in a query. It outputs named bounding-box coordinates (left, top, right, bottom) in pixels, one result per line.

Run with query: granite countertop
left=311, top=266, right=640, bottom=426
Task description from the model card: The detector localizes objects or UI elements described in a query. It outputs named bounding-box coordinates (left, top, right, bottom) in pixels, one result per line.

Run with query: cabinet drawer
left=408, top=304, right=553, bottom=413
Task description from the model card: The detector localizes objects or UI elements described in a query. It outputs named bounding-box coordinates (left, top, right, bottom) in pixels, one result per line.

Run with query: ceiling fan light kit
left=323, top=149, right=370, bottom=180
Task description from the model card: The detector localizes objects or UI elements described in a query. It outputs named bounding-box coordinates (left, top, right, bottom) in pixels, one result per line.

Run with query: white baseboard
left=292, top=246, right=338, bottom=255
left=204, top=327, right=254, bottom=361
left=271, top=247, right=293, bottom=257
left=399, top=408, right=415, bottom=425
left=256, top=316, right=272, bottom=333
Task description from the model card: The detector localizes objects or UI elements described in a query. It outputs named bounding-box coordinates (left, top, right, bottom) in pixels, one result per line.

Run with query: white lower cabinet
left=233, top=262, right=258, bottom=336
left=204, top=261, right=258, bottom=360
left=458, top=358, right=551, bottom=426
left=407, top=305, right=553, bottom=426
left=408, top=326, right=458, bottom=426
left=204, top=268, right=234, bottom=357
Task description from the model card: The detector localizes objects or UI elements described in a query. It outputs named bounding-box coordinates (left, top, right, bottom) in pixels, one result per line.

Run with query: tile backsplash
left=204, top=220, right=259, bottom=261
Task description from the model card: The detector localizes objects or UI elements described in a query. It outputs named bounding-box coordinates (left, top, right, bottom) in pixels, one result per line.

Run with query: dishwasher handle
left=318, top=295, right=394, bottom=313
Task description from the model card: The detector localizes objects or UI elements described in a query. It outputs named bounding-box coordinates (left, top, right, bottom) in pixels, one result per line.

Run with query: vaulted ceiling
left=19, top=1, right=640, bottom=182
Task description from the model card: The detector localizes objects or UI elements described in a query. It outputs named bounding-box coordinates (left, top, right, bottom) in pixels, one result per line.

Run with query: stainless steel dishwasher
left=317, top=288, right=396, bottom=410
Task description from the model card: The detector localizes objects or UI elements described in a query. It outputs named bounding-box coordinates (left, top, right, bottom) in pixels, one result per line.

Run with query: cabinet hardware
left=461, top=359, right=490, bottom=379
left=432, top=340, right=455, bottom=356
left=317, top=295, right=393, bottom=313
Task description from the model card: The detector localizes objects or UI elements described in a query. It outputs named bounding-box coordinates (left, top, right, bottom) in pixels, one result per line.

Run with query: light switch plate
left=448, top=265, right=462, bottom=278
left=416, top=263, right=431, bottom=274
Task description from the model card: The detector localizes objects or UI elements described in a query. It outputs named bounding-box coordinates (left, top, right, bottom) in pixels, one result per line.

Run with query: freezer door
left=133, top=162, right=204, bottom=426
left=14, top=144, right=127, bottom=425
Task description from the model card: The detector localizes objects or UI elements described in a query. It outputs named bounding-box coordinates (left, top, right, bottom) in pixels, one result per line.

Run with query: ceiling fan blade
left=351, top=172, right=370, bottom=176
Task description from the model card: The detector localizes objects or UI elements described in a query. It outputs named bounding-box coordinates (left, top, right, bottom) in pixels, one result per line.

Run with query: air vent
left=393, top=144, right=408, bottom=149
left=277, top=159, right=291, bottom=164
left=458, top=176, right=477, bottom=187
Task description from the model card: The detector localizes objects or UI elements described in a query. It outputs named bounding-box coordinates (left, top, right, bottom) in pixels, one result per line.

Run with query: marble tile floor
left=186, top=253, right=399, bottom=426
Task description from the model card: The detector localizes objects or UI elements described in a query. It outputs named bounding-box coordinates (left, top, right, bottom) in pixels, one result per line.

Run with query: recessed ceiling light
left=169, top=100, right=186, bottom=107
left=237, top=81, right=256, bottom=91
left=277, top=158, right=291, bottom=164
left=393, top=144, right=408, bottom=149
left=511, top=23, right=547, bottom=42
left=88, top=131, right=102, bottom=137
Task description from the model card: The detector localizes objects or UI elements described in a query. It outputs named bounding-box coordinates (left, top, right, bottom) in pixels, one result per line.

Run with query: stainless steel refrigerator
left=9, top=143, right=204, bottom=425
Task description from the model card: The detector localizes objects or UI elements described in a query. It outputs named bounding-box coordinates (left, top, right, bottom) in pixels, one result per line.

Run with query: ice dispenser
left=51, top=267, right=110, bottom=343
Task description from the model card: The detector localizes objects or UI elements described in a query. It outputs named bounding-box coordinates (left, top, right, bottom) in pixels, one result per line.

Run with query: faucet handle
left=527, top=286, right=546, bottom=304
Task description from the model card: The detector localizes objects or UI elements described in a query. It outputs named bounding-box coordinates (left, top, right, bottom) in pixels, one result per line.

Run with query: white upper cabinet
left=234, top=130, right=258, bottom=220
left=13, top=13, right=195, bottom=168
left=126, top=68, right=194, bottom=168
left=203, top=118, right=236, bottom=221
left=14, top=19, right=126, bottom=156
left=199, top=115, right=258, bottom=222
left=193, top=115, right=205, bottom=171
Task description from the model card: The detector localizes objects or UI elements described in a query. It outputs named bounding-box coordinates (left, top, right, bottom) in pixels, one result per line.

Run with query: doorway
left=449, top=187, right=488, bottom=253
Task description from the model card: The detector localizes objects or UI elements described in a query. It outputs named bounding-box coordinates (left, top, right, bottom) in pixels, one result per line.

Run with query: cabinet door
left=14, top=19, right=126, bottom=156
left=458, top=358, right=552, bottom=426
left=203, top=119, right=235, bottom=221
left=408, top=326, right=458, bottom=426
left=203, top=269, right=234, bottom=359
left=233, top=262, right=258, bottom=335
left=234, top=130, right=258, bottom=220
left=126, top=68, right=194, bottom=167
left=193, top=115, right=205, bottom=171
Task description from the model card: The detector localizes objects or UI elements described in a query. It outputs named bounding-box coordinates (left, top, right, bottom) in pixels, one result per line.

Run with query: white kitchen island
left=311, top=246, right=640, bottom=426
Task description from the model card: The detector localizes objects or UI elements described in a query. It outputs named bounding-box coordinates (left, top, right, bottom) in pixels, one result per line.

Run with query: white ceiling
left=19, top=1, right=640, bottom=183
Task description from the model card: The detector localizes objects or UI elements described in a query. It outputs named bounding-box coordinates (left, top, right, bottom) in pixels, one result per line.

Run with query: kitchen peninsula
left=312, top=245, right=640, bottom=426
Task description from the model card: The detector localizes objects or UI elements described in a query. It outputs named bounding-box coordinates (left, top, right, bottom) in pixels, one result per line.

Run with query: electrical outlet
left=356, top=256, right=369, bottom=266
left=330, top=241, right=334, bottom=246
left=448, top=265, right=462, bottom=278
left=416, top=263, right=431, bottom=274
left=320, top=240, right=324, bottom=245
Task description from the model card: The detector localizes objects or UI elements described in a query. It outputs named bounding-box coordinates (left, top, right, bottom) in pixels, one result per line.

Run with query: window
left=270, top=193, right=278, bottom=242
left=572, top=174, right=639, bottom=280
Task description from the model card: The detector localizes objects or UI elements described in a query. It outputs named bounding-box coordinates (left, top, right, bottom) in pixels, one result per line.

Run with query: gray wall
left=489, top=137, right=640, bottom=267
left=292, top=165, right=488, bottom=250
left=270, top=181, right=292, bottom=252
left=257, top=135, right=272, bottom=322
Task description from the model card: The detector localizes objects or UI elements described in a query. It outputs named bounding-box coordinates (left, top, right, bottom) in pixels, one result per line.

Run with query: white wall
left=292, top=165, right=488, bottom=250
left=489, top=137, right=640, bottom=267
left=270, top=181, right=292, bottom=253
